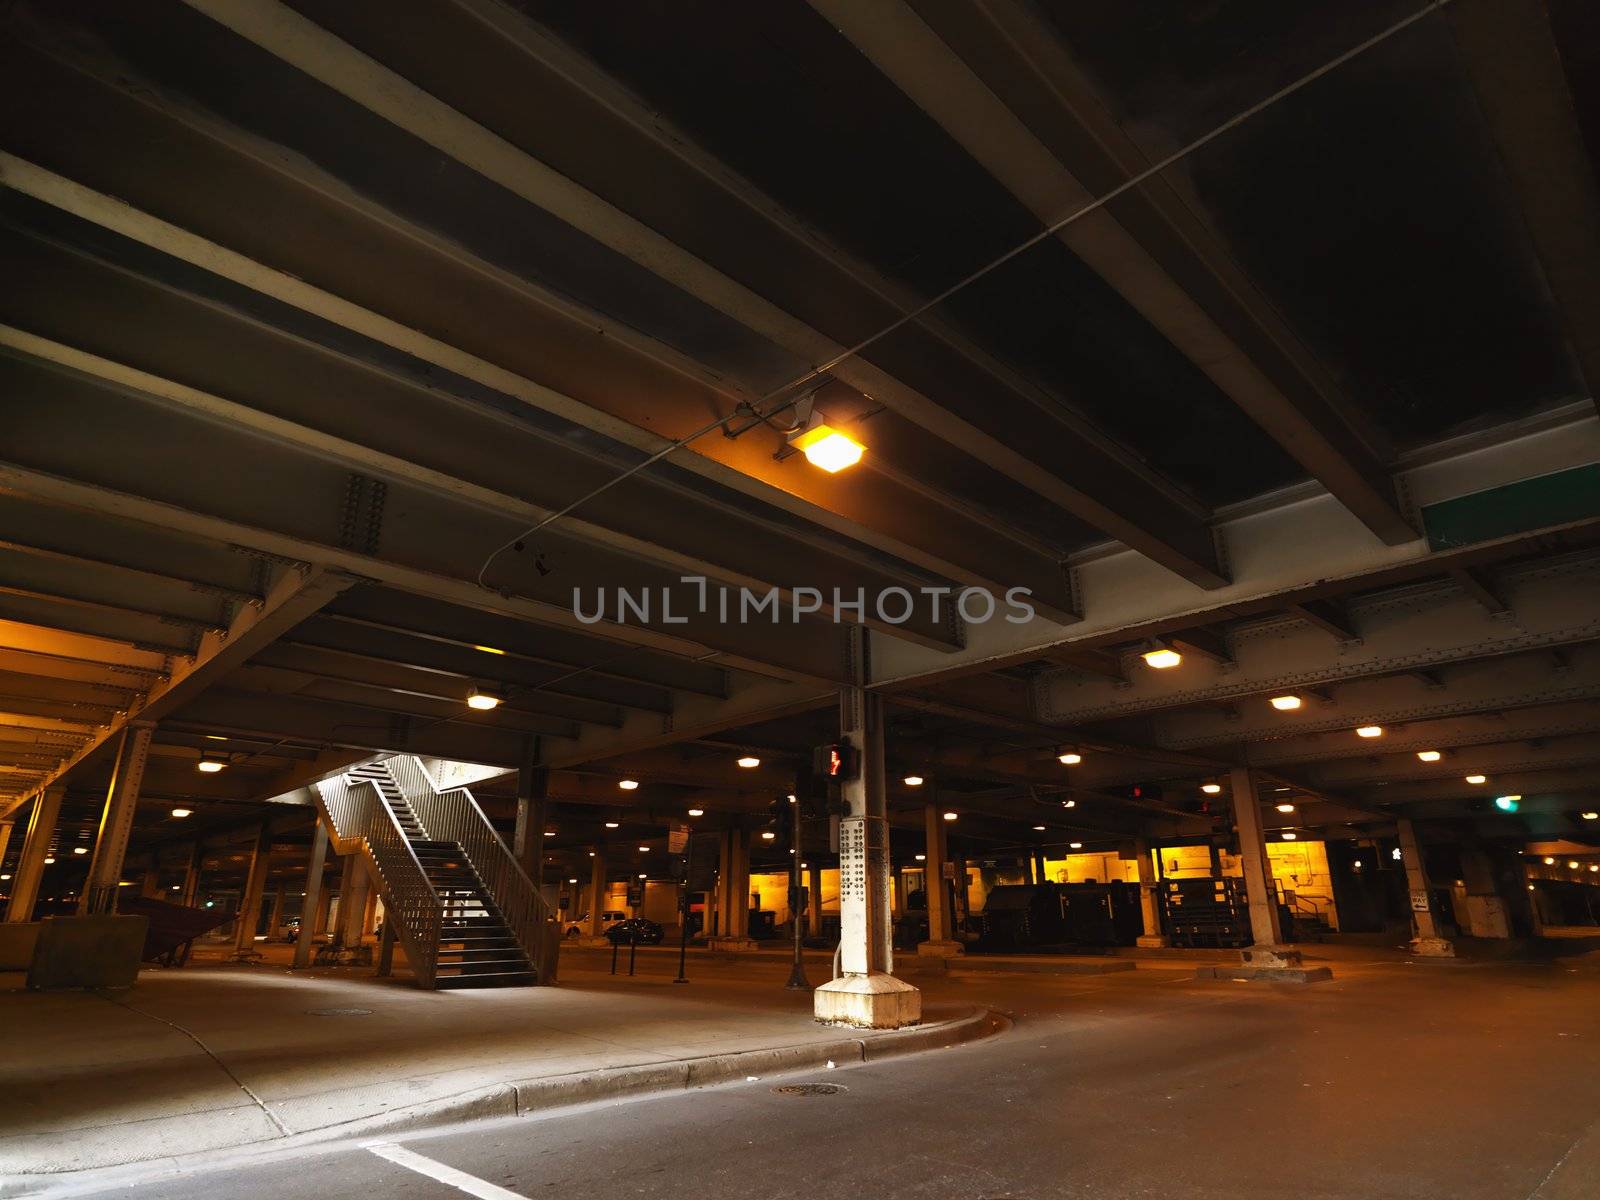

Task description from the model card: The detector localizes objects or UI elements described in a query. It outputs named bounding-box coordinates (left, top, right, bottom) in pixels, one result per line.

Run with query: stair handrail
left=316, top=769, right=444, bottom=989
left=387, top=755, right=557, bottom=982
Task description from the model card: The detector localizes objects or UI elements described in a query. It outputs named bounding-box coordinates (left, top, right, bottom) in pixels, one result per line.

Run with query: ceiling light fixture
left=72, top=846, right=88, bottom=855
left=688, top=808, right=704, bottom=817
left=605, top=821, right=620, bottom=829
left=1275, top=803, right=1296, bottom=813
left=942, top=811, right=958, bottom=821
left=473, top=645, right=505, bottom=656
left=1033, top=825, right=1046, bottom=831
left=761, top=831, right=776, bottom=840
left=1465, top=775, right=1487, bottom=785
left=466, top=687, right=502, bottom=711
left=1269, top=695, right=1302, bottom=711
left=1057, top=751, right=1082, bottom=765
left=1581, top=811, right=1599, bottom=821
left=789, top=413, right=865, bottom=473
left=1356, top=725, right=1383, bottom=738
left=914, top=853, right=926, bottom=862
left=1201, top=782, right=1222, bottom=795
left=171, top=808, right=192, bottom=819
left=1544, top=856, right=1557, bottom=865
left=1142, top=647, right=1182, bottom=670
left=638, top=845, right=650, bottom=852
left=618, top=779, right=639, bottom=791
left=736, top=755, right=761, bottom=769
left=1069, top=842, right=1083, bottom=850
left=1281, top=831, right=1298, bottom=840
left=903, top=775, right=924, bottom=787
left=197, top=751, right=228, bottom=773
left=1417, top=750, right=1442, bottom=762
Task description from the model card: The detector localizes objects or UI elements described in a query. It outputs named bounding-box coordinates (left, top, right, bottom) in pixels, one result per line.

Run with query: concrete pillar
left=361, top=880, right=380, bottom=941
left=1230, top=766, right=1294, bottom=964
left=918, top=803, right=961, bottom=956
left=1397, top=818, right=1454, bottom=956
left=712, top=828, right=754, bottom=948
left=376, top=917, right=397, bottom=976
left=715, top=830, right=732, bottom=936
left=81, top=722, right=154, bottom=914
left=512, top=740, right=547, bottom=885
left=337, top=855, right=370, bottom=947
left=231, top=820, right=273, bottom=958
left=1134, top=837, right=1168, bottom=948
left=807, top=862, right=823, bottom=938
left=814, top=631, right=920, bottom=1027
left=6, top=785, right=64, bottom=922
left=0, top=820, right=12, bottom=878
left=267, top=883, right=289, bottom=939
left=293, top=822, right=330, bottom=969
left=140, top=859, right=163, bottom=899
left=1460, top=847, right=1511, bottom=938
left=181, top=841, right=204, bottom=906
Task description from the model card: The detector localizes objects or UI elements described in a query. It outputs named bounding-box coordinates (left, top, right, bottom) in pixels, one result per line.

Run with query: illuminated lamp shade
left=1465, top=775, right=1487, bottom=785
left=1033, top=825, right=1046, bottom=831
left=942, top=811, right=958, bottom=821
left=760, top=831, right=776, bottom=840
left=1356, top=726, right=1383, bottom=738
left=605, top=821, right=620, bottom=829
left=1275, top=803, right=1296, bottom=813
left=790, top=420, right=865, bottom=473
left=1416, top=750, right=1442, bottom=762
left=1068, top=842, right=1083, bottom=850
left=1281, top=831, right=1298, bottom=840
left=736, top=756, right=761, bottom=769
left=466, top=688, right=502, bottom=711
left=171, top=808, right=192, bottom=819
left=1544, top=856, right=1556, bottom=865
left=914, top=854, right=926, bottom=862
left=72, top=846, right=88, bottom=855
left=1057, top=752, right=1082, bottom=765
left=903, top=775, right=924, bottom=787
left=688, top=808, right=704, bottom=817
left=1269, top=695, right=1302, bottom=711
left=1142, top=647, right=1182, bottom=669
left=1581, top=811, right=1599, bottom=821
left=1200, top=782, right=1222, bottom=795
left=197, top=750, right=228, bottom=773
left=1570, top=861, right=1582, bottom=870
left=618, top=779, right=639, bottom=791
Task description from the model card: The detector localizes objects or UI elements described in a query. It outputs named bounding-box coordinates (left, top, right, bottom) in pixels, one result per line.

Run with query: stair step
left=435, top=971, right=538, bottom=990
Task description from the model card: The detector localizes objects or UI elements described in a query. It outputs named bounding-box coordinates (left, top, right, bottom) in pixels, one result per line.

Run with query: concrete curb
left=1195, top=965, right=1334, bottom=984
left=0, top=1006, right=1002, bottom=1194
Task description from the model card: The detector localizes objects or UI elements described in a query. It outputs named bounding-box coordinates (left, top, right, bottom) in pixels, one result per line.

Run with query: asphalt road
left=39, top=957, right=1600, bottom=1200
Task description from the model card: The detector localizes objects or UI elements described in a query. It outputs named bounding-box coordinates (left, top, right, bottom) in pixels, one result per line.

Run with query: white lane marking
left=366, top=1142, right=527, bottom=1199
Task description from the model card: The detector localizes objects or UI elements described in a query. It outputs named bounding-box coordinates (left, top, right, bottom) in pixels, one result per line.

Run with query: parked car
left=604, top=917, right=664, bottom=945
left=565, top=911, right=627, bottom=938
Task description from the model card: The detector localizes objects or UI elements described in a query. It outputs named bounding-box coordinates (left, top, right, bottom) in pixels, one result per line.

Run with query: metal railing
left=387, top=755, right=558, bottom=983
left=316, top=771, right=444, bottom=989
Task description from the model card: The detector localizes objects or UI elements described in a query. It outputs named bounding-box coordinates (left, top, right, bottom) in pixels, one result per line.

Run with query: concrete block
left=1409, top=936, right=1457, bottom=957
left=1195, top=964, right=1334, bottom=984
left=27, top=914, right=148, bottom=991
left=0, top=922, right=39, bottom=970
left=813, top=971, right=922, bottom=1028
left=1240, top=944, right=1304, bottom=969
left=915, top=939, right=965, bottom=958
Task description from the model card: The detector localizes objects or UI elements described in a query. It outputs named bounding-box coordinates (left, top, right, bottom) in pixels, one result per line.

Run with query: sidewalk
left=0, top=949, right=992, bottom=1180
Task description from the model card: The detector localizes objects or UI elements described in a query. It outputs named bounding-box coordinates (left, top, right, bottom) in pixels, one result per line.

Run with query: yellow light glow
left=760, top=831, right=776, bottom=840
left=915, top=853, right=926, bottom=861
left=1275, top=803, right=1296, bottom=813
left=942, top=811, right=958, bottom=821
left=1269, top=695, right=1302, bottom=711
left=1356, top=725, right=1383, bottom=738
left=638, top=845, right=650, bottom=852
left=171, top=808, right=192, bottom=818
left=688, top=808, right=704, bottom=817
left=197, top=759, right=226, bottom=773
left=1201, top=782, right=1222, bottom=795
left=792, top=424, right=865, bottom=473
left=466, top=690, right=501, bottom=710
left=43, top=857, right=54, bottom=864
left=618, top=779, right=639, bottom=791
left=903, top=775, right=924, bottom=787
left=1142, top=648, right=1182, bottom=669
left=1416, top=750, right=1441, bottom=762
left=1057, top=752, right=1082, bottom=765
left=736, top=755, right=761, bottom=769
left=1281, top=831, right=1298, bottom=840
left=1069, top=841, right=1083, bottom=850
left=1570, top=861, right=1582, bottom=870
left=72, top=846, right=88, bottom=855
left=1583, top=811, right=1599, bottom=821
left=1465, top=775, right=1487, bottom=785
left=204, top=734, right=227, bottom=742
left=1033, top=825, right=1046, bottom=831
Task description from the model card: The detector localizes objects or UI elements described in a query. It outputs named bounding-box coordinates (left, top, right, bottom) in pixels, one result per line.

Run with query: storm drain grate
left=772, top=1083, right=844, bottom=1096
left=306, top=1007, right=373, bottom=1017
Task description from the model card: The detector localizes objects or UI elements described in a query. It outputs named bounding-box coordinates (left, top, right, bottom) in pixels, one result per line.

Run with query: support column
left=1230, top=766, right=1297, bottom=967
left=918, top=803, right=961, bottom=956
left=324, top=853, right=372, bottom=964
left=231, top=819, right=273, bottom=960
left=1134, top=837, right=1168, bottom=948
left=376, top=916, right=397, bottom=976
left=0, top=821, right=12, bottom=879
left=578, top=851, right=608, bottom=945
left=6, top=785, right=64, bottom=922
left=292, top=822, right=329, bottom=969
left=512, top=739, right=547, bottom=885
left=711, top=828, right=756, bottom=949
left=807, top=862, right=823, bottom=938
left=361, top=882, right=380, bottom=942
left=81, top=722, right=154, bottom=914
left=1398, top=819, right=1455, bottom=956
left=181, top=841, right=204, bottom=906
left=267, top=883, right=289, bottom=939
left=815, top=628, right=920, bottom=1028
left=1460, top=846, right=1511, bottom=938
left=140, top=858, right=163, bottom=899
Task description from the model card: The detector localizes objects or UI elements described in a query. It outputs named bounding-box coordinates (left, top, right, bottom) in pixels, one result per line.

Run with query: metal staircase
left=316, top=758, right=557, bottom=990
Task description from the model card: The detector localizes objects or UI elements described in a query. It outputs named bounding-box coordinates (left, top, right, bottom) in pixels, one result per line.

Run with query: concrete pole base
left=915, top=939, right=965, bottom=958
left=1135, top=935, right=1170, bottom=949
left=706, top=937, right=760, bottom=953
left=814, top=972, right=922, bottom=1028
left=1409, top=936, right=1457, bottom=957
left=1240, top=944, right=1303, bottom=969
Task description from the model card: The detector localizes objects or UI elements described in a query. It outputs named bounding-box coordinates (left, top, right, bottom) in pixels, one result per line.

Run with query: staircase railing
left=316, top=770, right=444, bottom=989
left=387, top=755, right=559, bottom=983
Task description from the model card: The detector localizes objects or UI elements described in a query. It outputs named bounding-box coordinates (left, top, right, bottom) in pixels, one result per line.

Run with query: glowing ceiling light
left=1269, top=695, right=1302, bottom=711
left=790, top=419, right=865, bottom=473
left=1581, top=811, right=1599, bottom=821
left=567, top=877, right=577, bottom=884
left=466, top=688, right=502, bottom=711
left=1057, top=752, right=1082, bottom=765
left=604, top=821, right=620, bottom=829
left=1570, top=861, right=1582, bottom=870
left=1142, top=647, right=1182, bottom=670
left=903, top=775, right=924, bottom=787
left=197, top=750, right=228, bottom=773
left=1201, top=782, right=1222, bottom=795
left=688, top=808, right=704, bottom=817
left=171, top=808, right=192, bottom=818
left=1356, top=725, right=1383, bottom=738
left=1275, top=803, right=1296, bottom=813
left=473, top=645, right=505, bottom=656
left=736, top=756, right=761, bottom=769
left=1464, top=775, right=1487, bottom=785
left=72, top=846, right=88, bottom=855
left=942, top=811, right=958, bottom=821
left=1391, top=847, right=1402, bottom=861
left=1069, top=841, right=1083, bottom=850
left=760, top=831, right=777, bottom=841
left=1281, top=831, right=1298, bottom=840
left=1416, top=750, right=1442, bottom=762
left=637, top=845, right=650, bottom=852
left=1544, top=856, right=1556, bottom=865
left=618, top=779, right=639, bottom=791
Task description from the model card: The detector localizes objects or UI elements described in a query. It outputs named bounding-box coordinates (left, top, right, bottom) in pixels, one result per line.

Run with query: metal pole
left=786, top=789, right=810, bottom=989
left=628, top=932, right=638, bottom=976
left=673, top=832, right=691, bottom=984
left=610, top=936, right=619, bottom=975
